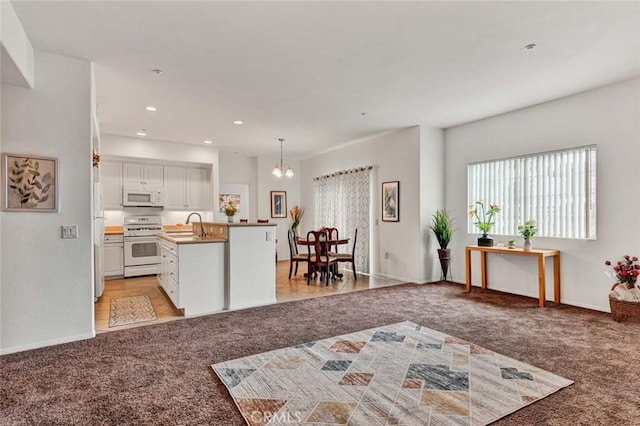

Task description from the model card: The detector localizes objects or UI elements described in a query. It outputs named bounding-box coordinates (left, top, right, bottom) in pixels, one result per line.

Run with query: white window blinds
left=468, top=145, right=596, bottom=239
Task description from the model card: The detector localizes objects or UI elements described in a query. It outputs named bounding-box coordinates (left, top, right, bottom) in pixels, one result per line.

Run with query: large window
left=468, top=145, right=596, bottom=239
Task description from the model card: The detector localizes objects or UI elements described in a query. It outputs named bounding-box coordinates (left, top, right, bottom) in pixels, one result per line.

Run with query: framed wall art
left=2, top=153, right=58, bottom=212
left=382, top=181, right=399, bottom=222
left=270, top=191, right=287, bottom=218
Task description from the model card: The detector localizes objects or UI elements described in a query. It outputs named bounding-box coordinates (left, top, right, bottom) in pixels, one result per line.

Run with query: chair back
left=287, top=229, right=299, bottom=256
left=306, top=230, right=329, bottom=265
left=257, top=219, right=269, bottom=223
left=325, top=227, right=339, bottom=252
left=351, top=228, right=358, bottom=256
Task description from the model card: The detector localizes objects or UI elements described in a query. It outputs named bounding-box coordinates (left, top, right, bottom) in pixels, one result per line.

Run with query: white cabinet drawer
left=165, top=275, right=180, bottom=308
left=104, top=234, right=123, bottom=243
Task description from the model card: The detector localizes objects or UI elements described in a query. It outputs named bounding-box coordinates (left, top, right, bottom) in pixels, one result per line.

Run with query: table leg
left=554, top=254, right=561, bottom=304
left=465, top=247, right=472, bottom=292
left=538, top=254, right=546, bottom=307
left=480, top=252, right=487, bottom=289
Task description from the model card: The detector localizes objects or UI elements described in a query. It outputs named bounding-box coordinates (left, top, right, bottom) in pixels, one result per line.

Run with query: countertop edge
left=157, top=233, right=227, bottom=245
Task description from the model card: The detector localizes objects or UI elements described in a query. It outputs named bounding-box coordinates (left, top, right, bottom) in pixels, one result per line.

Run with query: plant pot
left=523, top=238, right=532, bottom=251
left=437, top=248, right=451, bottom=280
left=477, top=234, right=493, bottom=247
left=227, top=216, right=234, bottom=223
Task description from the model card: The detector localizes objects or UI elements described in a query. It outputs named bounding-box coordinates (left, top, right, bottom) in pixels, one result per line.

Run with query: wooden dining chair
left=287, top=229, right=308, bottom=279
left=324, top=227, right=339, bottom=255
left=306, top=230, right=337, bottom=286
left=332, top=228, right=358, bottom=280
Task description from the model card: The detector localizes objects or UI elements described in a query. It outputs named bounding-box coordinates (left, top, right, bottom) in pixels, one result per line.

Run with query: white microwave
left=123, top=187, right=164, bottom=207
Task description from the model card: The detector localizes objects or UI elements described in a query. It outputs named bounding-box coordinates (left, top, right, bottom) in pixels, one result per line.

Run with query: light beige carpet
left=212, top=321, right=573, bottom=425
left=109, top=295, right=157, bottom=328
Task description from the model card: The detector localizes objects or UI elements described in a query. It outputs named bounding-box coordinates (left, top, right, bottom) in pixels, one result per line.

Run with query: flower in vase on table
left=468, top=201, right=501, bottom=234
left=224, top=201, right=238, bottom=217
left=289, top=205, right=304, bottom=234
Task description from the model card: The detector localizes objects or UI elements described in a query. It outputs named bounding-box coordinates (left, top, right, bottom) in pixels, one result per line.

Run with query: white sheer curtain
left=314, top=167, right=371, bottom=273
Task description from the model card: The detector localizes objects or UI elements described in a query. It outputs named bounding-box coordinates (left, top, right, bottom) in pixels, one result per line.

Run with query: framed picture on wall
left=270, top=191, right=287, bottom=218
left=382, top=181, right=399, bottom=222
left=2, top=153, right=58, bottom=212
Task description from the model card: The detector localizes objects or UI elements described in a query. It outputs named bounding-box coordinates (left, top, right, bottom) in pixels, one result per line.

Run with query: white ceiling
left=11, top=1, right=640, bottom=157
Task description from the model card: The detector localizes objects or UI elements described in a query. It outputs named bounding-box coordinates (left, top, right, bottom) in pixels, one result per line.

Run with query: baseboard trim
left=1, top=332, right=95, bottom=355
left=449, top=280, right=608, bottom=312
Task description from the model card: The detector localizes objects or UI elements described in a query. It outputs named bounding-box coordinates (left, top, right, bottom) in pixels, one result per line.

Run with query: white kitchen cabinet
left=163, top=166, right=209, bottom=210
left=157, top=237, right=224, bottom=315
left=104, top=234, right=124, bottom=278
left=101, top=161, right=123, bottom=209
left=124, top=163, right=163, bottom=187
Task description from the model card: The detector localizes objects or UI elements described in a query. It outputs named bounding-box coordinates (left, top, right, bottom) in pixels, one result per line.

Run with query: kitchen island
left=156, top=222, right=276, bottom=316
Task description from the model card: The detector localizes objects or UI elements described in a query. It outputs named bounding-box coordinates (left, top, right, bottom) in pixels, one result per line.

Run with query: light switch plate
left=61, top=225, right=78, bottom=239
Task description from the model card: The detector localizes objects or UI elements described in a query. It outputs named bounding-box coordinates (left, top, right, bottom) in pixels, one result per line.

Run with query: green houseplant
left=468, top=201, right=501, bottom=247
left=429, top=209, right=454, bottom=280
left=517, top=220, right=537, bottom=251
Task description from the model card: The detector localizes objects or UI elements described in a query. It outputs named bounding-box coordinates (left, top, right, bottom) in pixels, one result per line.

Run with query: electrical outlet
left=266, top=231, right=273, bottom=241
left=384, top=251, right=389, bottom=259
left=61, top=225, right=78, bottom=239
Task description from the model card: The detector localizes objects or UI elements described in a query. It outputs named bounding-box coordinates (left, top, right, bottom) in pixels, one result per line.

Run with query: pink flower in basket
left=605, top=255, right=639, bottom=289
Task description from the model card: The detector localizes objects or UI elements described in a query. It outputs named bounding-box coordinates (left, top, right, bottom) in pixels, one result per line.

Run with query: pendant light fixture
left=272, top=138, right=294, bottom=178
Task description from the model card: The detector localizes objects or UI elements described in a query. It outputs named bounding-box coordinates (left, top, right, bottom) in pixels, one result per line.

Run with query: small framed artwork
left=2, top=153, right=58, bottom=212
left=270, top=191, right=287, bottom=218
left=382, top=181, right=399, bottom=222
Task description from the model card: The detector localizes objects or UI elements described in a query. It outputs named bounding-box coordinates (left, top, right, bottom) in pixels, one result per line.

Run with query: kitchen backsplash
left=104, top=208, right=213, bottom=226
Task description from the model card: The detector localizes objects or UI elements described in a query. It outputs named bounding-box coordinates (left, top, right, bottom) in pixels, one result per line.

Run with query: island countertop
left=157, top=233, right=227, bottom=244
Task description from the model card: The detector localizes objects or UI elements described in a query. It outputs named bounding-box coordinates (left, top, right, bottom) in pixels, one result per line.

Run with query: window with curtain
left=314, top=166, right=372, bottom=273
left=468, top=145, right=597, bottom=239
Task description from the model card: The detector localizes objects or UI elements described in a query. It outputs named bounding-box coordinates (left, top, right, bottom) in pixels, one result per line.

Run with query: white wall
left=1, top=0, right=34, bottom=88
left=300, top=126, right=444, bottom=283
left=445, top=78, right=640, bottom=312
left=219, top=152, right=258, bottom=221
left=257, top=156, right=300, bottom=261
left=1, top=50, right=93, bottom=354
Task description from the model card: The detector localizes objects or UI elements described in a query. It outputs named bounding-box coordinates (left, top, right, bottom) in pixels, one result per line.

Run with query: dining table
left=296, top=236, right=350, bottom=280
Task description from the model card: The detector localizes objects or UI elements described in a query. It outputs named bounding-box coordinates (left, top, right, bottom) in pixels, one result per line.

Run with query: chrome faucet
left=185, top=212, right=206, bottom=238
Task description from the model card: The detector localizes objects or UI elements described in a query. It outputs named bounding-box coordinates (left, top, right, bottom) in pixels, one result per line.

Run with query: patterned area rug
left=212, top=321, right=573, bottom=425
left=109, top=295, right=157, bottom=328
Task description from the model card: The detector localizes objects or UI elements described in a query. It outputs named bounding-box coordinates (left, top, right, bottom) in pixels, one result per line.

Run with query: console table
left=465, top=245, right=561, bottom=307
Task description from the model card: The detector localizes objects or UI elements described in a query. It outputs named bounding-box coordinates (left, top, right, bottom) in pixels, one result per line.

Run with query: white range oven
left=123, top=215, right=163, bottom=277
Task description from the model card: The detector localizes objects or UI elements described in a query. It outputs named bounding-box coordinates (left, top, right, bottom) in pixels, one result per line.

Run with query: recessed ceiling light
left=145, top=106, right=157, bottom=112
left=232, top=120, right=244, bottom=125
left=524, top=43, right=536, bottom=51
left=361, top=112, right=367, bottom=116
left=136, top=129, right=148, bottom=136
left=150, top=69, right=163, bottom=75
left=203, top=140, right=213, bottom=144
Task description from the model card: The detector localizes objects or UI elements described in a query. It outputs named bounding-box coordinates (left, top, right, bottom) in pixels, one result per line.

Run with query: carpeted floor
left=1, top=282, right=638, bottom=425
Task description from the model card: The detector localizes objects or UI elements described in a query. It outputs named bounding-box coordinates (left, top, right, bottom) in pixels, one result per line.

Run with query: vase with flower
left=224, top=202, right=238, bottom=223
left=468, top=201, right=501, bottom=247
left=517, top=220, right=537, bottom=251
left=289, top=205, right=304, bottom=238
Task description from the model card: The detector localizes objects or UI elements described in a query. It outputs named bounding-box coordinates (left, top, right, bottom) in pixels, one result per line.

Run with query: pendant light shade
left=273, top=138, right=293, bottom=178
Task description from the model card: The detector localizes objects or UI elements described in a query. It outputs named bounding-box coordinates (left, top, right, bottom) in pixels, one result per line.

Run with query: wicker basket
left=609, top=283, right=640, bottom=322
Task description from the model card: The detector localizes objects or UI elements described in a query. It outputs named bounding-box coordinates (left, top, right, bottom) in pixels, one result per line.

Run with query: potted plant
left=468, top=201, right=501, bottom=247
left=517, top=220, right=537, bottom=251
left=508, top=239, right=516, bottom=249
left=289, top=205, right=304, bottom=238
left=429, top=209, right=454, bottom=280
